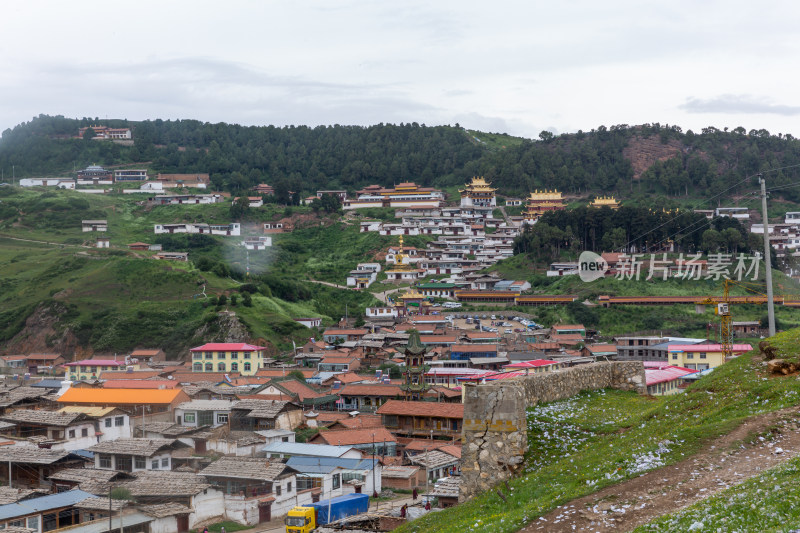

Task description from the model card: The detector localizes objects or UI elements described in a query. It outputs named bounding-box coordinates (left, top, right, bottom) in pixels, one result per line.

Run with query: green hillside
left=0, top=187, right=384, bottom=358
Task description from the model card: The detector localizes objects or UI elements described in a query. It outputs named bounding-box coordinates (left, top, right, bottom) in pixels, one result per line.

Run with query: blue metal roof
left=262, top=442, right=356, bottom=458
left=0, top=490, right=94, bottom=521
left=31, top=380, right=64, bottom=389
left=286, top=455, right=378, bottom=474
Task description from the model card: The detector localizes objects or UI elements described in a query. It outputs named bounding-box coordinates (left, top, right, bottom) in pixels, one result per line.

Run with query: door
left=177, top=514, right=189, bottom=532
left=259, top=502, right=272, bottom=522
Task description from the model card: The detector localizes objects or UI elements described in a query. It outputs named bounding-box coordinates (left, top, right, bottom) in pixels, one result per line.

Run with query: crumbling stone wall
left=460, top=361, right=645, bottom=501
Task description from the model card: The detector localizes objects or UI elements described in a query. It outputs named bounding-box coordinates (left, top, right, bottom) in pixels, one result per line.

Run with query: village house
left=309, top=426, right=397, bottom=456
left=381, top=465, right=425, bottom=491
left=109, top=471, right=224, bottom=530
left=190, top=342, right=268, bottom=376
left=129, top=348, right=166, bottom=363
left=644, top=363, right=699, bottom=395
left=200, top=456, right=309, bottom=523
left=448, top=344, right=499, bottom=361
left=174, top=399, right=234, bottom=427
left=322, top=329, right=368, bottom=343
left=156, top=173, right=210, bottom=189
left=377, top=400, right=463, bottom=439
left=229, top=399, right=304, bottom=431
left=242, top=236, right=272, bottom=250
left=262, top=442, right=363, bottom=460
left=0, top=407, right=129, bottom=451
left=87, top=438, right=191, bottom=472
left=114, top=169, right=148, bottom=181
left=410, top=449, right=461, bottom=483
left=668, top=343, right=752, bottom=370
left=149, top=194, right=222, bottom=205
left=154, top=222, right=240, bottom=236
left=0, top=447, right=88, bottom=489
left=81, top=219, right=107, bottom=232
left=318, top=356, right=361, bottom=373
left=64, top=359, right=133, bottom=381
left=0, top=489, right=96, bottom=532
left=287, top=456, right=382, bottom=498
left=57, top=388, right=191, bottom=414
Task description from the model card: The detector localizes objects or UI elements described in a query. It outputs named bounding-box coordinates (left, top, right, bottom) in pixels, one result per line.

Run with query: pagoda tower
left=400, top=329, right=430, bottom=400
left=459, top=176, right=497, bottom=208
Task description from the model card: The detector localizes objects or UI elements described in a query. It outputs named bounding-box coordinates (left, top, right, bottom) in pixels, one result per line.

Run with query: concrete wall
left=460, top=361, right=645, bottom=501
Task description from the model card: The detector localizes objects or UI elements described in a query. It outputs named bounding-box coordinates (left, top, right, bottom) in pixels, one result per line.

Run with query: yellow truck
left=285, top=493, right=369, bottom=532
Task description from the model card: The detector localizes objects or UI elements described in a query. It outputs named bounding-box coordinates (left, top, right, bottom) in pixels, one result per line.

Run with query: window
left=161, top=458, right=169, bottom=468
left=217, top=414, right=229, bottom=424
left=115, top=416, right=124, bottom=427
left=276, top=484, right=281, bottom=496
left=218, top=362, right=226, bottom=371
left=244, top=362, right=251, bottom=372
left=68, top=430, right=75, bottom=438
left=700, top=353, right=707, bottom=359
left=82, top=428, right=88, bottom=437
left=287, top=481, right=292, bottom=493
left=230, top=352, right=238, bottom=360
left=81, top=366, right=88, bottom=372
left=26, top=516, right=38, bottom=531
left=205, top=363, right=213, bottom=371
left=332, top=474, right=341, bottom=489
left=152, top=460, right=159, bottom=469
left=105, top=418, right=112, bottom=428
left=184, top=413, right=196, bottom=424
left=218, top=352, right=226, bottom=359
left=282, top=436, right=290, bottom=442
left=193, top=353, right=202, bottom=360
left=99, top=455, right=112, bottom=468
left=205, top=351, right=213, bottom=359
left=117, top=456, right=132, bottom=472
left=193, top=363, right=202, bottom=371
left=672, top=354, right=678, bottom=360
left=243, top=352, right=251, bottom=359
left=135, top=457, right=146, bottom=469
left=231, top=362, right=238, bottom=371
left=687, top=353, right=694, bottom=359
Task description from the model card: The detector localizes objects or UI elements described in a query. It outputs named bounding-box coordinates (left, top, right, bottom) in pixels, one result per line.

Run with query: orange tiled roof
left=377, top=400, right=464, bottom=419
left=314, top=426, right=396, bottom=446
left=339, top=384, right=403, bottom=397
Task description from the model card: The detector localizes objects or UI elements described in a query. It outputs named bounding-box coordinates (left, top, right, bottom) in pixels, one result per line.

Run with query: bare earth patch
left=521, top=407, right=800, bottom=532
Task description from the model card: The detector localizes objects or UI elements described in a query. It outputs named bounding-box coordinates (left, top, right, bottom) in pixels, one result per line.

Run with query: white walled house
left=286, top=456, right=382, bottom=499
left=87, top=438, right=191, bottom=472
left=294, top=318, right=322, bottom=328
left=19, top=178, right=75, bottom=189
left=366, top=307, right=399, bottom=318
left=200, top=456, right=312, bottom=524
left=175, top=400, right=234, bottom=428
left=242, top=236, right=272, bottom=250
left=154, top=222, right=240, bottom=236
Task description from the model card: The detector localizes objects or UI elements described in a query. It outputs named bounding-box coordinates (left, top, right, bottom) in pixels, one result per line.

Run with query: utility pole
left=759, top=175, right=777, bottom=336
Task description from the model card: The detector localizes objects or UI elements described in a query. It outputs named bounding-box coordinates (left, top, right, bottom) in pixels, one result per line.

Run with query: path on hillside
left=0, top=233, right=90, bottom=248
left=373, top=286, right=402, bottom=304
left=307, top=279, right=354, bottom=290
left=520, top=406, right=800, bottom=532
left=497, top=206, right=512, bottom=225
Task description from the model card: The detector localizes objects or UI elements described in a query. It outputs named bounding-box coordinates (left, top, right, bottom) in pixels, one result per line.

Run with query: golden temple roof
left=459, top=176, right=497, bottom=194
left=589, top=195, right=620, bottom=208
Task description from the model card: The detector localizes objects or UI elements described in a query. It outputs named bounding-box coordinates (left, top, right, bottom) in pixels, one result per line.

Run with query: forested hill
left=4, top=115, right=800, bottom=202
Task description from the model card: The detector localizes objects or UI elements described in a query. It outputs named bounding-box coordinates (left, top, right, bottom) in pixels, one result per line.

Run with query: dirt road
left=521, top=407, right=800, bottom=532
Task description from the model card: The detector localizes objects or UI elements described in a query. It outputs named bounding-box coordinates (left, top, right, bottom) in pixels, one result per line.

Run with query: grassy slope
left=635, top=456, right=800, bottom=532
left=400, top=342, right=800, bottom=533
left=0, top=187, right=385, bottom=356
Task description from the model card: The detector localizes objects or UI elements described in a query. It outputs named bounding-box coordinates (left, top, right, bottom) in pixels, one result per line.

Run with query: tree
left=230, top=293, right=238, bottom=306
left=242, top=291, right=253, bottom=307
left=701, top=229, right=723, bottom=252
left=217, top=294, right=228, bottom=307
left=722, top=227, right=742, bottom=253
left=287, top=370, right=306, bottom=383
left=82, top=127, right=96, bottom=141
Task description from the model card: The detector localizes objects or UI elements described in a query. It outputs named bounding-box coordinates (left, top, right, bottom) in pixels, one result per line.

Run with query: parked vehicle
left=285, top=494, right=369, bottom=532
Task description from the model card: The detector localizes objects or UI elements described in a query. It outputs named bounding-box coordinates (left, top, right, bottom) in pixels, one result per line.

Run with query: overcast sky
left=2, top=1, right=799, bottom=139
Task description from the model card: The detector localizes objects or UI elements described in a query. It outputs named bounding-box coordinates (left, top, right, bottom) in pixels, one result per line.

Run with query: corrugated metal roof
left=58, top=388, right=185, bottom=404
left=262, top=442, right=356, bottom=458
left=0, top=490, right=94, bottom=521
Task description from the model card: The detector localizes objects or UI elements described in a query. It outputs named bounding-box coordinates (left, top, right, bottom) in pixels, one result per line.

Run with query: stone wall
left=460, top=361, right=645, bottom=501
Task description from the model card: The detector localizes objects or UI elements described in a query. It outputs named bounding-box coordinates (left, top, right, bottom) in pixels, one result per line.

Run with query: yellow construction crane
left=707, top=279, right=771, bottom=360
